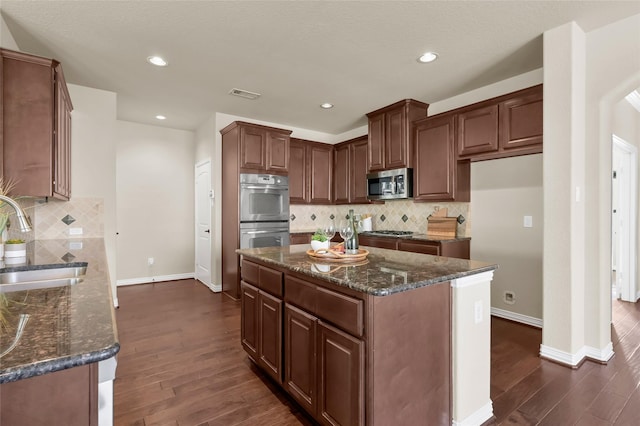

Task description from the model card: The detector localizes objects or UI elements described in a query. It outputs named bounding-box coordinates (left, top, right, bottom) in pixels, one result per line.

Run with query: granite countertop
left=292, top=229, right=471, bottom=243
left=237, top=244, right=496, bottom=297
left=0, top=238, right=119, bottom=384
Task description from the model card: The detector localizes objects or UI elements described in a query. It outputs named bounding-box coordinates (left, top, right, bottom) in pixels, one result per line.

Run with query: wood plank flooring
left=114, top=280, right=640, bottom=426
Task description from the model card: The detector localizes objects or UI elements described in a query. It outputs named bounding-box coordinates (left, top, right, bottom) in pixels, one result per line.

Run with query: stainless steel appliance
left=240, top=222, right=290, bottom=249
left=361, top=230, right=415, bottom=237
left=239, top=173, right=290, bottom=248
left=240, top=173, right=290, bottom=222
left=366, top=168, right=413, bottom=200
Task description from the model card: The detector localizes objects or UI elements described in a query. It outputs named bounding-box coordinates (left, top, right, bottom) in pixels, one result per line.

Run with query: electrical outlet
left=148, top=257, right=154, bottom=266
left=504, top=291, right=515, bottom=305
left=69, top=227, right=83, bottom=235
left=474, top=300, right=483, bottom=324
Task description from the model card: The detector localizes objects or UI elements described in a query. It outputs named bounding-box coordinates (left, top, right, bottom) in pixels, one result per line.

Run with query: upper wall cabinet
left=226, top=121, right=291, bottom=174
left=413, top=114, right=470, bottom=202
left=457, top=85, right=543, bottom=161
left=333, top=136, right=369, bottom=205
left=1, top=48, right=73, bottom=199
left=366, top=99, right=428, bottom=172
left=289, top=138, right=333, bottom=205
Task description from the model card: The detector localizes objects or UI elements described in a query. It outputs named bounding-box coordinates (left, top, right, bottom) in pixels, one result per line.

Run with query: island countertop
left=237, top=244, right=497, bottom=296
left=0, top=238, right=119, bottom=384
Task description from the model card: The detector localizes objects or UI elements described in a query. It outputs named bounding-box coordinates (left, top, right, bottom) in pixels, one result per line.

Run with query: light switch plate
left=523, top=216, right=533, bottom=228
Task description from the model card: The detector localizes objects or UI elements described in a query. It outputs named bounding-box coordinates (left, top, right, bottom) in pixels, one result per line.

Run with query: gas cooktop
left=362, top=230, right=414, bottom=237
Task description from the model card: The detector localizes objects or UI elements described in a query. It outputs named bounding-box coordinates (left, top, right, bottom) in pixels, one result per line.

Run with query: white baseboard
left=117, top=272, right=195, bottom=287
left=210, top=283, right=222, bottom=292
left=540, top=342, right=614, bottom=366
left=491, top=307, right=542, bottom=328
left=452, top=401, right=493, bottom=426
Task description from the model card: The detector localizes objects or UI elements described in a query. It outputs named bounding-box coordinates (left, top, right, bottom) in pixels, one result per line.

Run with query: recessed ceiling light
left=147, top=56, right=168, bottom=67
left=320, top=103, right=334, bottom=109
left=155, top=115, right=166, bottom=120
left=417, top=52, right=438, bottom=63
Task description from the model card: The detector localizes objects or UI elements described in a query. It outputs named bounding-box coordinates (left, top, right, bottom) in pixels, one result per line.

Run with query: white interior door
left=612, top=135, right=638, bottom=302
left=195, top=160, right=214, bottom=290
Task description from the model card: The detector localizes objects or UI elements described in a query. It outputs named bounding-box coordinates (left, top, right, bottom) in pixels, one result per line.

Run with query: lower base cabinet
left=242, top=258, right=450, bottom=425
left=0, top=363, right=98, bottom=426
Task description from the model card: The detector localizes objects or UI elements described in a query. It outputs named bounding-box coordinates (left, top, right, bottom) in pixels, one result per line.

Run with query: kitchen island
left=0, top=238, right=119, bottom=426
left=237, top=244, right=497, bottom=426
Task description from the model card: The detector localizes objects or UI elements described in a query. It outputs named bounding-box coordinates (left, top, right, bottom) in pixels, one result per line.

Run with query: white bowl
left=310, top=240, right=330, bottom=251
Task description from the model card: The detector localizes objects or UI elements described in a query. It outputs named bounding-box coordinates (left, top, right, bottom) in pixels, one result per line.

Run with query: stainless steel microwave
left=366, top=168, right=413, bottom=200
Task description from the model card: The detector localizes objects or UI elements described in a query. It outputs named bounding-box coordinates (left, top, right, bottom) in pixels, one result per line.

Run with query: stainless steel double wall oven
left=239, top=173, right=290, bottom=249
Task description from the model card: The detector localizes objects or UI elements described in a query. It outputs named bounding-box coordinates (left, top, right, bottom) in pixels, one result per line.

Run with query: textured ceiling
left=1, top=1, right=639, bottom=134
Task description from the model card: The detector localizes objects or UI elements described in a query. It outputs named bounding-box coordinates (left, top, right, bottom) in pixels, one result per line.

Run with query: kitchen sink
left=0, top=265, right=87, bottom=292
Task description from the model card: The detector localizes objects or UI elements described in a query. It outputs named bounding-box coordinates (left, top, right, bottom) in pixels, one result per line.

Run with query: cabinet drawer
left=259, top=266, right=283, bottom=298
left=241, top=259, right=259, bottom=285
left=316, top=286, right=363, bottom=337
left=397, top=241, right=440, bottom=256
left=285, top=275, right=363, bottom=338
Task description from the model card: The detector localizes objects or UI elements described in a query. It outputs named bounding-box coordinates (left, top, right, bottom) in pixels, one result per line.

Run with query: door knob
left=205, top=229, right=210, bottom=233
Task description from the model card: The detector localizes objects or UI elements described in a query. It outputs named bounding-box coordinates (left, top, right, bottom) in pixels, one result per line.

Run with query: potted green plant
left=310, top=230, right=330, bottom=251
left=4, top=239, right=26, bottom=258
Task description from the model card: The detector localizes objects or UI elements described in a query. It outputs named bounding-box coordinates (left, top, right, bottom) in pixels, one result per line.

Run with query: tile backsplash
left=290, top=200, right=471, bottom=237
left=33, top=197, right=104, bottom=239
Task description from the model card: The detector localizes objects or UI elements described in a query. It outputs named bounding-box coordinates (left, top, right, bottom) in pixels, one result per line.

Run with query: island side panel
left=366, top=282, right=451, bottom=426
left=451, top=271, right=494, bottom=425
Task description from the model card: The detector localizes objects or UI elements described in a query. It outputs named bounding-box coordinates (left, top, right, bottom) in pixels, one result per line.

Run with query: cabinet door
left=54, top=65, right=72, bottom=200
left=266, top=131, right=289, bottom=172
left=385, top=107, right=408, bottom=169
left=500, top=88, right=543, bottom=151
left=397, top=240, right=440, bottom=256
left=259, top=291, right=283, bottom=384
left=309, top=144, right=333, bottom=204
left=240, top=281, right=259, bottom=359
left=414, top=114, right=456, bottom=201
left=358, top=235, right=397, bottom=250
left=350, top=138, right=370, bottom=204
left=333, top=143, right=350, bottom=204
left=285, top=304, right=318, bottom=417
left=239, top=126, right=266, bottom=170
left=457, top=104, right=499, bottom=157
left=367, top=113, right=385, bottom=171
left=289, top=140, right=308, bottom=204
left=317, top=321, right=364, bottom=426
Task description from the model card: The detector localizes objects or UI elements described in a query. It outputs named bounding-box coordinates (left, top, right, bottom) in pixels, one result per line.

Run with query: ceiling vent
left=229, top=88, right=261, bottom=100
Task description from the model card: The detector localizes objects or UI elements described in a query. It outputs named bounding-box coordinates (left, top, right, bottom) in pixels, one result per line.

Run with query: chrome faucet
left=0, top=195, right=32, bottom=232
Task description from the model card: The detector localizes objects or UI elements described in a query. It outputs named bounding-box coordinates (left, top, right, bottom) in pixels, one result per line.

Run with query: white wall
left=0, top=12, right=19, bottom=50
left=471, top=155, right=543, bottom=324
left=67, top=84, right=118, bottom=299
left=116, top=121, right=195, bottom=283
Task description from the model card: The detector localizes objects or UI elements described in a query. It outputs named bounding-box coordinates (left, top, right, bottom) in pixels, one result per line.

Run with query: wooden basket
left=427, top=217, right=457, bottom=238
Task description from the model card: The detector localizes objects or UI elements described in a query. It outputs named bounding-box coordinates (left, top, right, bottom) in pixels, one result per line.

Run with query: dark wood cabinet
left=1, top=48, right=73, bottom=199
left=366, top=99, right=428, bottom=172
left=358, top=234, right=398, bottom=250
left=456, top=85, right=543, bottom=161
left=289, top=138, right=333, bottom=205
left=241, top=258, right=451, bottom=425
left=318, top=321, right=364, bottom=426
left=0, top=363, right=98, bottom=426
left=285, top=304, right=318, bottom=416
left=240, top=260, right=284, bottom=383
left=333, top=136, right=370, bottom=205
left=220, top=121, right=292, bottom=299
left=414, top=113, right=470, bottom=202
left=398, top=238, right=470, bottom=259
left=236, top=122, right=291, bottom=173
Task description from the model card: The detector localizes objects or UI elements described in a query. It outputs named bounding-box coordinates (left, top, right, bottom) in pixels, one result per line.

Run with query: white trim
left=195, top=158, right=213, bottom=288
left=112, top=297, right=119, bottom=308
left=210, top=283, right=222, bottom=292
left=584, top=342, right=615, bottom=363
left=625, top=90, right=640, bottom=113
left=491, top=307, right=543, bottom=328
left=540, top=342, right=615, bottom=366
left=117, top=272, right=195, bottom=286
left=450, top=270, right=495, bottom=288
left=452, top=401, right=493, bottom=426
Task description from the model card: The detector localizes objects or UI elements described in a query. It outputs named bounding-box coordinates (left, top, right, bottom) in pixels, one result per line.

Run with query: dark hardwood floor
left=114, top=280, right=640, bottom=426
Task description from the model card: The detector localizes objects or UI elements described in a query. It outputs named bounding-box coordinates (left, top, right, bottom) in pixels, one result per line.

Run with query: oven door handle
left=244, top=230, right=286, bottom=235
left=241, top=185, right=288, bottom=190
